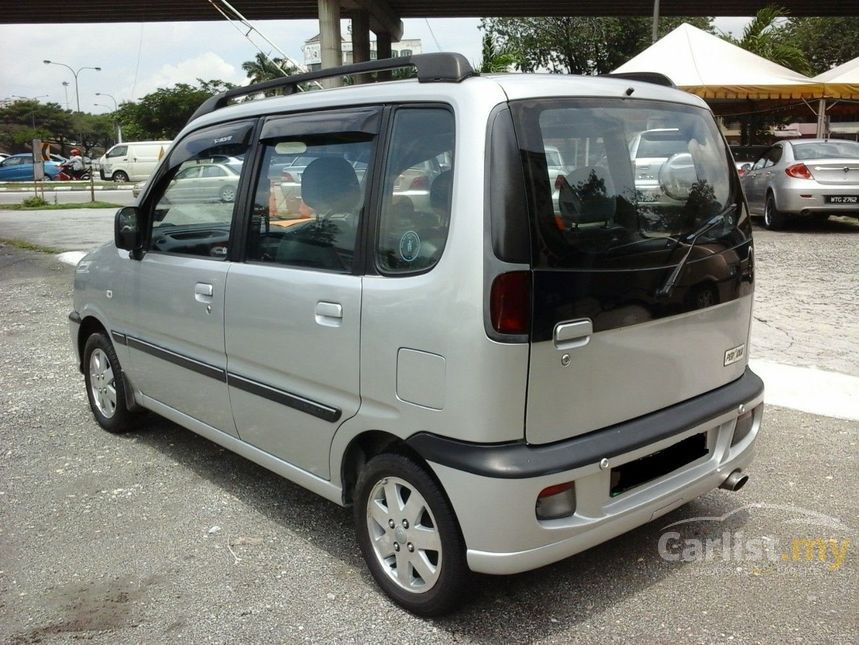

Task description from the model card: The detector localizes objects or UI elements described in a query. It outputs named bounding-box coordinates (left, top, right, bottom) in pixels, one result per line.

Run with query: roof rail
left=188, top=52, right=476, bottom=123
left=602, top=72, right=676, bottom=88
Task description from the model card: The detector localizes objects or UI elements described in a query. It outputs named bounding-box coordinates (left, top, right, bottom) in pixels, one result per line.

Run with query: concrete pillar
left=318, top=0, right=342, bottom=88
left=815, top=98, right=827, bottom=138
left=351, top=10, right=371, bottom=84
left=376, top=31, right=392, bottom=81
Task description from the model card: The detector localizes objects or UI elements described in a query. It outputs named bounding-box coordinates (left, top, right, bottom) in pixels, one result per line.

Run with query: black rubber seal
left=407, top=368, right=764, bottom=479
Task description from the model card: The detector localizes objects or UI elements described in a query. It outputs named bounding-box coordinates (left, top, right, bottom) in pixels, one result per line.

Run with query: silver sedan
left=740, top=139, right=858, bottom=229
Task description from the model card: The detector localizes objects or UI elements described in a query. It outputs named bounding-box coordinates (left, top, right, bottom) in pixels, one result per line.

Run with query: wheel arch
left=339, top=430, right=421, bottom=506
left=77, top=315, right=108, bottom=372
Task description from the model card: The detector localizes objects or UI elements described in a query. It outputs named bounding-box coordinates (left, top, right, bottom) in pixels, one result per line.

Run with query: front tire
left=220, top=185, right=236, bottom=203
left=763, top=193, right=787, bottom=230
left=354, top=453, right=469, bottom=616
left=83, top=333, right=138, bottom=433
left=112, top=170, right=129, bottom=183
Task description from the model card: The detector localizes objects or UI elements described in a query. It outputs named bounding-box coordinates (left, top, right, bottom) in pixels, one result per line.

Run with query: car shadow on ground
left=126, top=413, right=752, bottom=640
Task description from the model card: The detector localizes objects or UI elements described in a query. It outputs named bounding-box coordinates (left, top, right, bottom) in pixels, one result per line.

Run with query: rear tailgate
left=509, top=97, right=754, bottom=446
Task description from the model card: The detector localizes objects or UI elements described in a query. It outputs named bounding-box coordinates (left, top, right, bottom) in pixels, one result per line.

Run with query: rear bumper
left=776, top=183, right=858, bottom=215
left=411, top=368, right=764, bottom=575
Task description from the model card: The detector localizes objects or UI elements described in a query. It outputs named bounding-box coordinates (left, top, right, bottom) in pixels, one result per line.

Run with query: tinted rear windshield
left=510, top=99, right=741, bottom=269
left=792, top=141, right=858, bottom=160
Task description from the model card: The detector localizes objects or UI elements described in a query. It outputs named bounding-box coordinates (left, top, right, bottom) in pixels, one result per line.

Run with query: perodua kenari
left=69, top=54, right=764, bottom=616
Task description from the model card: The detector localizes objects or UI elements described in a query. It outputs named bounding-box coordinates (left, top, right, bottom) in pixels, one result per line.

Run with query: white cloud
left=132, top=52, right=246, bottom=98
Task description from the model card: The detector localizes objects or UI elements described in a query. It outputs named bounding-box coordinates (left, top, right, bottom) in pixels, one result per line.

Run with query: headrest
left=301, top=157, right=360, bottom=213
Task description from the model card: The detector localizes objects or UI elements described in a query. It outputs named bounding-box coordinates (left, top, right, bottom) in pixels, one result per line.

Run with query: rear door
left=224, top=107, right=381, bottom=478
left=510, top=98, right=754, bottom=445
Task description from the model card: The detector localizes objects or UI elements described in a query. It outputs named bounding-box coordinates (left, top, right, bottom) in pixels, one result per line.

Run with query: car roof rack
left=189, top=52, right=477, bottom=123
left=601, top=72, right=676, bottom=88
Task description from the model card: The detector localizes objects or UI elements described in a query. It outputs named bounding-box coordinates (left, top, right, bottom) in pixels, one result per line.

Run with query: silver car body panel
left=526, top=296, right=752, bottom=444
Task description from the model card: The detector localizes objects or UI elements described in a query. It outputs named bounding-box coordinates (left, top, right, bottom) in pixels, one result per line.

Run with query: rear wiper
left=655, top=204, right=736, bottom=299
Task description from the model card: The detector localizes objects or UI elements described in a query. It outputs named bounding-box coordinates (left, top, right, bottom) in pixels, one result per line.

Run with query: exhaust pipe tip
left=720, top=469, right=749, bottom=492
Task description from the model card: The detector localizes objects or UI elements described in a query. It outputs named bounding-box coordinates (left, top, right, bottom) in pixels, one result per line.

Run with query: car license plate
left=826, top=195, right=858, bottom=204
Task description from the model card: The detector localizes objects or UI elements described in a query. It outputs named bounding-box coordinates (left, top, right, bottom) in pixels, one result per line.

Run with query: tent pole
left=651, top=0, right=660, bottom=43
left=815, top=98, right=826, bottom=138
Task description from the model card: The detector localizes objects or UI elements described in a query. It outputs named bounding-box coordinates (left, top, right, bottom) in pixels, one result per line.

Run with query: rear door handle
left=554, top=318, right=593, bottom=350
left=194, top=282, right=214, bottom=303
left=315, top=301, right=343, bottom=327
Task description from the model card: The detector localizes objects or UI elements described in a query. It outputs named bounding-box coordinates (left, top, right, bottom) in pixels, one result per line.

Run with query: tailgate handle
left=554, top=319, right=593, bottom=350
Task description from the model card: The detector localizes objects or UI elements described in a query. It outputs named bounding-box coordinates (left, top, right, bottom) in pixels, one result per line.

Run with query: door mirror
left=659, top=153, right=697, bottom=201
left=115, top=206, right=142, bottom=255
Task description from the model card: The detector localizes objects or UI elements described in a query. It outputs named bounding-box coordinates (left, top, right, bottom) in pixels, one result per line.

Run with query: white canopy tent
left=613, top=24, right=857, bottom=137
left=813, top=57, right=859, bottom=99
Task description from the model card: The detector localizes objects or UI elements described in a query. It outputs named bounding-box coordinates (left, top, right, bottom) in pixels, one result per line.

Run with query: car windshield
left=792, top=141, right=859, bottom=160
left=510, top=98, right=741, bottom=269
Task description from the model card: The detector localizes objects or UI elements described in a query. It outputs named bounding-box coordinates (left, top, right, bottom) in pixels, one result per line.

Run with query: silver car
left=68, top=54, right=763, bottom=615
left=741, top=139, right=859, bottom=229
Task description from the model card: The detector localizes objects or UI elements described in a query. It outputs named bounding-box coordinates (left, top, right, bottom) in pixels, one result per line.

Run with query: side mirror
left=115, top=206, right=142, bottom=257
left=659, top=153, right=697, bottom=201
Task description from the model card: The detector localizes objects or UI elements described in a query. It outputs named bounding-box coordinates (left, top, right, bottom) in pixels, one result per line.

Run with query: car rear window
left=792, top=141, right=858, bottom=160
left=510, top=98, right=742, bottom=269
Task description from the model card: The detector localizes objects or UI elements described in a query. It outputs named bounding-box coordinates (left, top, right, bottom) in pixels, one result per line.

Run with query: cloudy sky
left=0, top=17, right=751, bottom=113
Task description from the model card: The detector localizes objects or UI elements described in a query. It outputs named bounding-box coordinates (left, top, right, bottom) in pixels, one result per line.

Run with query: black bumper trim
left=407, top=368, right=764, bottom=479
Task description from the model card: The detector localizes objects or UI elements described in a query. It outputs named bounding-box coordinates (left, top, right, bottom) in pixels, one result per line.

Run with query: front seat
left=276, top=157, right=361, bottom=270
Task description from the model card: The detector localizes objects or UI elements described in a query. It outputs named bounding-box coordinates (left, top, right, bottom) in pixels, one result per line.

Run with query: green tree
left=0, top=100, right=73, bottom=153
left=721, top=5, right=810, bottom=75
left=786, top=17, right=858, bottom=75
left=479, top=16, right=713, bottom=75
left=116, top=79, right=236, bottom=140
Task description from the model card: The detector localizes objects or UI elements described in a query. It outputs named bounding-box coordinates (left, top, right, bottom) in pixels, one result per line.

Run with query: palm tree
left=241, top=52, right=295, bottom=84
left=478, top=34, right=517, bottom=73
left=722, top=5, right=811, bottom=75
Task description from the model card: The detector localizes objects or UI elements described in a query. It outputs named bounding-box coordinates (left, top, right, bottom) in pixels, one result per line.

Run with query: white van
left=99, top=141, right=171, bottom=182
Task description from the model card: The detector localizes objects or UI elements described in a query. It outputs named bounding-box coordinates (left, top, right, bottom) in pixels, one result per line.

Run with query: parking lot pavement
left=0, top=246, right=857, bottom=644
left=0, top=208, right=116, bottom=252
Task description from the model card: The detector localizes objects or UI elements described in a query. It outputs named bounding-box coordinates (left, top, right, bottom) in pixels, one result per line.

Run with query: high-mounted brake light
left=785, top=163, right=812, bottom=180
left=489, top=271, right=531, bottom=335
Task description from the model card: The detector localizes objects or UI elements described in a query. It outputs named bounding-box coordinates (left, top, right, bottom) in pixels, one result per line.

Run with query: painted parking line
left=56, top=251, right=88, bottom=266
left=749, top=359, right=858, bottom=421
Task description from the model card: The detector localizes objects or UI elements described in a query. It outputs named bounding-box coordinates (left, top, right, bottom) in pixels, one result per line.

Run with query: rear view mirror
left=115, top=206, right=142, bottom=256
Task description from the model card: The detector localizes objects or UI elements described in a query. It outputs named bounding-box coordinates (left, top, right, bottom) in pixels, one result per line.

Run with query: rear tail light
left=554, top=174, right=566, bottom=190
left=785, top=163, right=812, bottom=180
left=536, top=482, right=576, bottom=520
left=489, top=271, right=531, bottom=335
left=737, top=166, right=747, bottom=177
left=409, top=175, right=429, bottom=191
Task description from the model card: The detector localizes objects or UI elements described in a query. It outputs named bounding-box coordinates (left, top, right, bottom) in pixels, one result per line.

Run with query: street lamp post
left=95, top=92, right=122, bottom=143
left=43, top=60, right=101, bottom=113
left=62, top=82, right=70, bottom=111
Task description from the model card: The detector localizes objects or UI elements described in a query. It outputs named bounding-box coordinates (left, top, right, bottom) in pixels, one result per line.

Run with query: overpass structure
left=4, top=1, right=856, bottom=88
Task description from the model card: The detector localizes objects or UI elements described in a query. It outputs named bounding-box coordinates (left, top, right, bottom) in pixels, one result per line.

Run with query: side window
left=246, top=134, right=375, bottom=273
left=377, top=108, right=455, bottom=273
left=107, top=145, right=128, bottom=158
left=146, top=124, right=251, bottom=259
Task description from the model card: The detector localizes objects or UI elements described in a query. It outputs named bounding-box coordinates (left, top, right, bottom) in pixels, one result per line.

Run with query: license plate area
left=609, top=432, right=708, bottom=497
left=826, top=195, right=858, bottom=204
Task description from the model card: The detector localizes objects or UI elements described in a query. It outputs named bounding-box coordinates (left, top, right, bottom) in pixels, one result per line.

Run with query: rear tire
left=112, top=170, right=129, bottom=183
left=354, top=452, right=469, bottom=616
left=83, top=333, right=139, bottom=433
left=763, top=193, right=787, bottom=230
